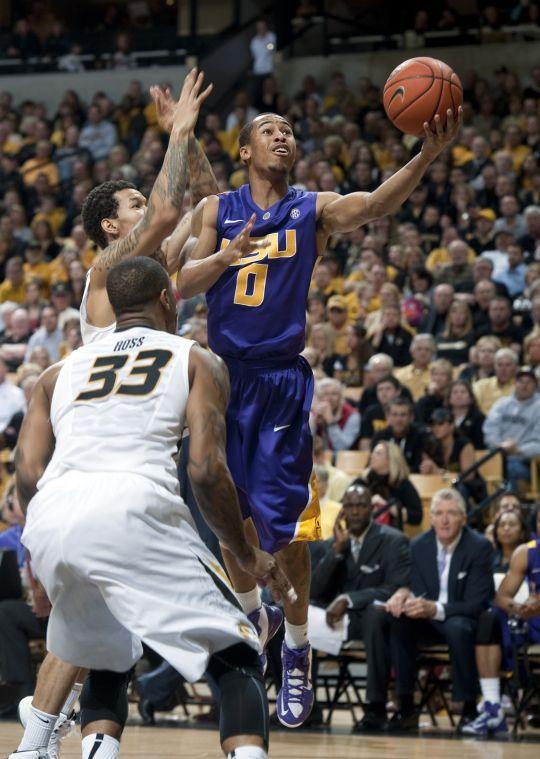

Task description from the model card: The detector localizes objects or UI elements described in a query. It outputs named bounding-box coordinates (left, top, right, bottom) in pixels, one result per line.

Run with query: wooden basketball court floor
left=2, top=716, right=540, bottom=758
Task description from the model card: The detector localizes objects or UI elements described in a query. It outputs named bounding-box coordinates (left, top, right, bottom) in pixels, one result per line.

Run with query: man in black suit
left=386, top=487, right=494, bottom=732
left=310, top=484, right=410, bottom=731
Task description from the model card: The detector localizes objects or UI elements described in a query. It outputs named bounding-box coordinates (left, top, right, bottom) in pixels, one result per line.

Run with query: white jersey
left=80, top=269, right=116, bottom=344
left=39, top=326, right=194, bottom=495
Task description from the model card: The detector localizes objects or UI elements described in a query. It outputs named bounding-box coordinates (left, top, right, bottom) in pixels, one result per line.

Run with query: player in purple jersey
left=177, top=108, right=461, bottom=727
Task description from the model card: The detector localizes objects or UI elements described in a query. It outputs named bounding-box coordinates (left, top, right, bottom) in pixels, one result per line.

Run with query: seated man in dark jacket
left=386, top=487, right=494, bottom=732
left=310, top=483, right=410, bottom=731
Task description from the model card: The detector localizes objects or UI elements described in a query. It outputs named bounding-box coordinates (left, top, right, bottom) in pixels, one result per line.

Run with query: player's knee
left=207, top=644, right=268, bottom=750
left=79, top=669, right=130, bottom=730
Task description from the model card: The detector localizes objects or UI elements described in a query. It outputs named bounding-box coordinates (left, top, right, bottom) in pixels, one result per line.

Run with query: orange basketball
left=383, top=56, right=463, bottom=137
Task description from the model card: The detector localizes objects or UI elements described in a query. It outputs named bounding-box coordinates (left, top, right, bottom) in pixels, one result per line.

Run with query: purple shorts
left=224, top=356, right=321, bottom=554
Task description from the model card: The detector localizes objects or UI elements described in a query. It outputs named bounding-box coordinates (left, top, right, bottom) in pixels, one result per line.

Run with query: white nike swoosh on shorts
left=224, top=219, right=244, bottom=224
left=274, top=424, right=291, bottom=432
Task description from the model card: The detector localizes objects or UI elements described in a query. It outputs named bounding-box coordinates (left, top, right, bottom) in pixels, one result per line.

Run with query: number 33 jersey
left=207, top=185, right=318, bottom=363
left=38, top=328, right=194, bottom=495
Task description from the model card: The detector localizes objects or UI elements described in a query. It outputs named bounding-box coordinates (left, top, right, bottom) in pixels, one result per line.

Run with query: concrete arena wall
left=274, top=41, right=539, bottom=93
left=0, top=66, right=188, bottom=112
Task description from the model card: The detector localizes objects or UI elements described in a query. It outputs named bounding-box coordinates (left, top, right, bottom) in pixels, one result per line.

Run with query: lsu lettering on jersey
left=39, top=327, right=193, bottom=495
left=207, top=184, right=318, bottom=363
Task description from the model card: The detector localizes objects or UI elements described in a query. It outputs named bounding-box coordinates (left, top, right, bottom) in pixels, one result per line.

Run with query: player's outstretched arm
left=92, top=69, right=212, bottom=282
left=185, top=346, right=295, bottom=601
left=318, top=107, right=462, bottom=237
left=15, top=364, right=60, bottom=514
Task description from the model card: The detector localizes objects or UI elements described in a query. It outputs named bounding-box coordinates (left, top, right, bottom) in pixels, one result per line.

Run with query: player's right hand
left=238, top=546, right=297, bottom=605
left=222, top=214, right=270, bottom=265
left=151, top=68, right=213, bottom=135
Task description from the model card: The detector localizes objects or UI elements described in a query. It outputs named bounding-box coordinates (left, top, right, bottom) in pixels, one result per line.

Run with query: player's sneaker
left=18, top=696, right=77, bottom=759
left=247, top=603, right=284, bottom=674
left=276, top=642, right=314, bottom=728
left=460, top=702, right=508, bottom=735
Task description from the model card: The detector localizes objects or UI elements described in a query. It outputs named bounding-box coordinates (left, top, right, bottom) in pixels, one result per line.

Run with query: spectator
left=368, top=304, right=412, bottom=368
left=386, top=488, right=494, bottom=732
left=415, top=358, right=454, bottom=424
left=312, top=378, right=361, bottom=451
left=0, top=257, right=25, bottom=304
left=310, top=483, right=410, bottom=732
left=474, top=347, right=518, bottom=414
left=24, top=305, right=62, bottom=362
left=79, top=105, right=118, bottom=162
left=394, top=333, right=435, bottom=402
left=371, top=397, right=428, bottom=473
left=470, top=279, right=498, bottom=330
left=418, top=283, right=454, bottom=336
left=313, top=464, right=341, bottom=540
left=112, top=32, right=136, bottom=70
left=359, top=353, right=402, bottom=414
left=493, top=241, right=527, bottom=297
left=356, top=441, right=422, bottom=527
left=359, top=375, right=402, bottom=449
left=434, top=239, right=474, bottom=291
left=447, top=379, right=486, bottom=450
left=249, top=20, right=276, bottom=106
left=421, top=407, right=487, bottom=506
left=20, top=141, right=59, bottom=189
left=0, top=356, right=25, bottom=432
left=474, top=296, right=524, bottom=355
left=7, top=18, right=42, bottom=58
left=312, top=434, right=351, bottom=502
left=333, top=323, right=373, bottom=387
left=483, top=366, right=540, bottom=490
left=0, top=307, right=32, bottom=370
left=326, top=295, right=351, bottom=354
left=435, top=301, right=475, bottom=367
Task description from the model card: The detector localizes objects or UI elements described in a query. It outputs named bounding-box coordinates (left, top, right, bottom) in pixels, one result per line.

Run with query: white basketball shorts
left=22, top=471, right=259, bottom=681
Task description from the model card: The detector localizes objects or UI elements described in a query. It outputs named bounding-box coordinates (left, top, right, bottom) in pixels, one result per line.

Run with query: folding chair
left=415, top=644, right=456, bottom=727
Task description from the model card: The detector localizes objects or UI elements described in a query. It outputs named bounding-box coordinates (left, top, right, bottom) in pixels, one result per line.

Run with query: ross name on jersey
left=113, top=336, right=146, bottom=352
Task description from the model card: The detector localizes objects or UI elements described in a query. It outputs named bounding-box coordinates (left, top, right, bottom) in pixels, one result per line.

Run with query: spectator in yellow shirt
left=499, top=125, right=532, bottom=172
left=327, top=295, right=352, bottom=355
left=23, top=240, right=51, bottom=296
left=473, top=347, right=518, bottom=415
left=395, top=333, right=436, bottom=401
left=0, top=257, right=26, bottom=304
left=20, top=140, right=59, bottom=188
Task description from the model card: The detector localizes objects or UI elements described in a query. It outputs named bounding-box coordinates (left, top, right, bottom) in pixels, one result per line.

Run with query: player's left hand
left=150, top=85, right=176, bottom=133
left=421, top=106, right=462, bottom=162
left=238, top=546, right=297, bottom=605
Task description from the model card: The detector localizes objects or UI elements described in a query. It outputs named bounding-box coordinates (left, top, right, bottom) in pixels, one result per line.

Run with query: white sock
left=81, top=733, right=120, bottom=758
left=61, top=681, right=83, bottom=716
left=227, top=747, right=267, bottom=759
left=236, top=586, right=262, bottom=615
left=480, top=677, right=501, bottom=705
left=284, top=620, right=309, bottom=649
left=18, top=705, right=58, bottom=751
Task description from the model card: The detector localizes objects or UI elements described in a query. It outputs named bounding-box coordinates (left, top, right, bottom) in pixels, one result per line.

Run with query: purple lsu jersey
left=206, top=184, right=318, bottom=363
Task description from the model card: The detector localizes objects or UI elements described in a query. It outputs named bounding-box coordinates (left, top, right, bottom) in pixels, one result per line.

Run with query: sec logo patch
left=290, top=208, right=300, bottom=219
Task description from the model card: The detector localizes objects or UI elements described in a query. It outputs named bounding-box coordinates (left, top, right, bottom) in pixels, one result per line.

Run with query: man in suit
left=386, top=487, right=494, bottom=732
left=310, top=483, right=410, bottom=731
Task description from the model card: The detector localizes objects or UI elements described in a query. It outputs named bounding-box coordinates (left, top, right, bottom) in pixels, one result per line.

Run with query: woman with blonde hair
left=354, top=440, right=423, bottom=527
left=436, top=300, right=475, bottom=366
left=307, top=322, right=335, bottom=375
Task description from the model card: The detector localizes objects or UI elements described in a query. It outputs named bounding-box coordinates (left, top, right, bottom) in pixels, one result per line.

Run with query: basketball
left=383, top=56, right=463, bottom=137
